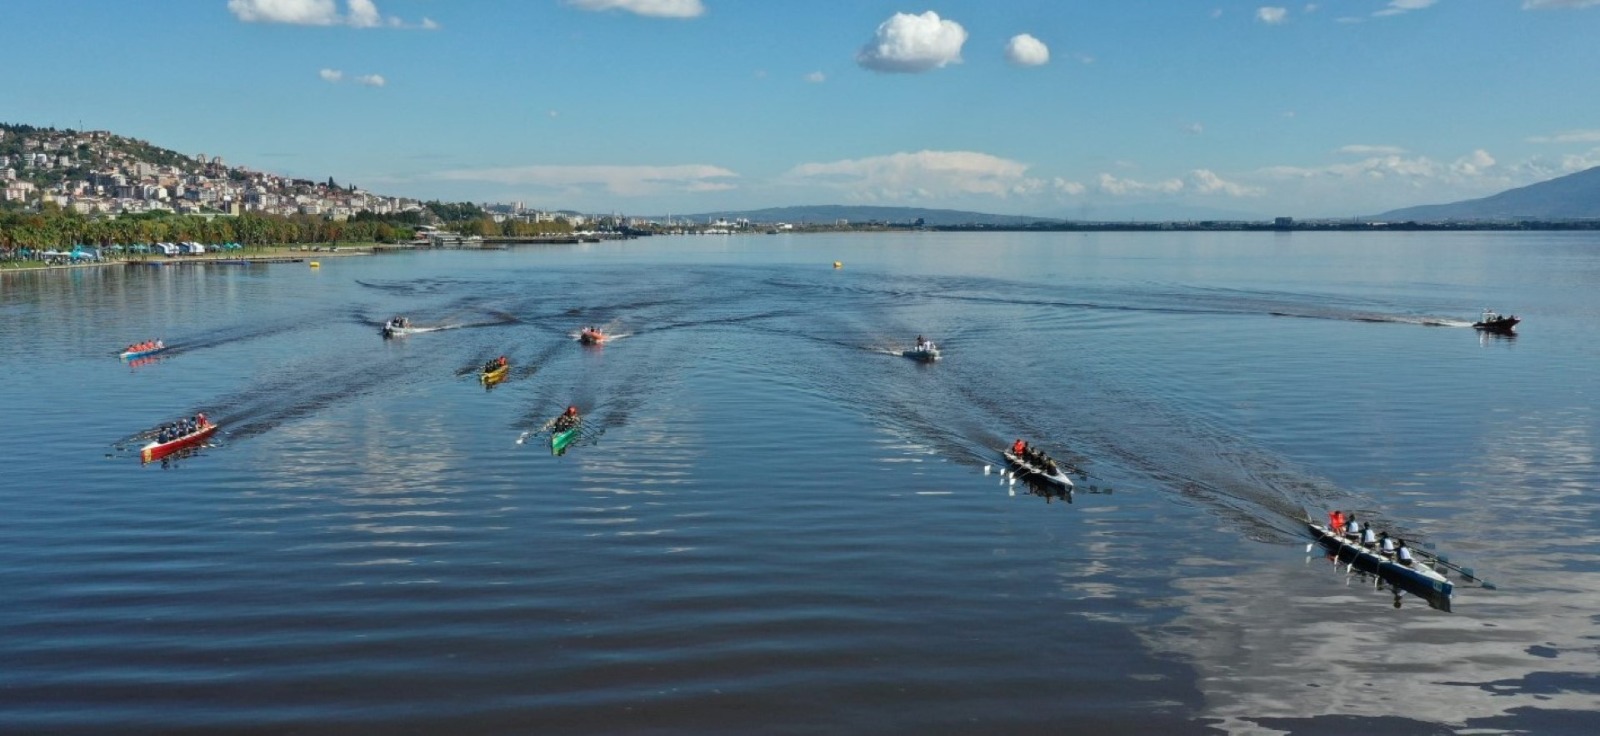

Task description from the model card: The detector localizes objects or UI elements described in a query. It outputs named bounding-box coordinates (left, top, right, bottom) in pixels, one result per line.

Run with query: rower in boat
left=1395, top=539, right=1415, bottom=566
left=553, top=405, right=581, bottom=432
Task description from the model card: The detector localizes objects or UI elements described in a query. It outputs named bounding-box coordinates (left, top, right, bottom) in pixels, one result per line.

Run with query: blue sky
left=5, top=0, right=1600, bottom=218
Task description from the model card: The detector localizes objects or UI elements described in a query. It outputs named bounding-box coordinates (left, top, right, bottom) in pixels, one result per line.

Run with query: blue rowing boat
left=1307, top=522, right=1454, bottom=600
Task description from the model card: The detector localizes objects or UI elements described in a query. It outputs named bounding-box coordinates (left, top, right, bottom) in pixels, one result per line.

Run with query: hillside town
left=1, top=124, right=422, bottom=220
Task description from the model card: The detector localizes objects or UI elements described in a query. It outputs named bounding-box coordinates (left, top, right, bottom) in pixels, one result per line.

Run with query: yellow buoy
left=309, top=261, right=320, bottom=268
left=833, top=261, right=842, bottom=269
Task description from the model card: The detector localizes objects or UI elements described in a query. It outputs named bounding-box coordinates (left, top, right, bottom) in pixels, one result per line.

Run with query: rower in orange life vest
left=1012, top=438, right=1027, bottom=456
left=1329, top=510, right=1346, bottom=536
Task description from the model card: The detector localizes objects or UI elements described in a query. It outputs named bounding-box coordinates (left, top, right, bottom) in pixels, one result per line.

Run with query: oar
left=1414, top=548, right=1496, bottom=589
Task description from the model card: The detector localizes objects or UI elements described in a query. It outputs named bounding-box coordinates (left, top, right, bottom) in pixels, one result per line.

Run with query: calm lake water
left=2, top=231, right=1598, bottom=735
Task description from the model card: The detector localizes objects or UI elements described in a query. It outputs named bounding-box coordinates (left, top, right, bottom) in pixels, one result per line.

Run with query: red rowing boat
left=140, top=421, right=218, bottom=463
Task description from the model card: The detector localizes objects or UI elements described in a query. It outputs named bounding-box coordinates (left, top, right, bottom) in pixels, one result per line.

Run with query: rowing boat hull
left=1003, top=450, right=1074, bottom=489
left=902, top=347, right=940, bottom=362
left=1308, top=522, right=1454, bottom=598
left=119, top=346, right=168, bottom=360
left=140, top=423, right=218, bottom=463
left=579, top=331, right=605, bottom=345
left=551, top=426, right=579, bottom=455
left=480, top=365, right=509, bottom=385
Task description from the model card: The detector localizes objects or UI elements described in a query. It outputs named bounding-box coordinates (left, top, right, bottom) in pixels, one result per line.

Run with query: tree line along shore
left=0, top=204, right=578, bottom=269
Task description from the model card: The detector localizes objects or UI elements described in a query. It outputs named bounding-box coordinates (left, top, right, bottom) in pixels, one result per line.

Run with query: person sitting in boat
left=1012, top=439, right=1027, bottom=456
left=1343, top=514, right=1361, bottom=541
left=1329, top=510, right=1346, bottom=535
left=1360, top=523, right=1378, bottom=548
left=553, top=406, right=580, bottom=432
left=498, top=356, right=507, bottom=368
left=915, top=335, right=927, bottom=349
left=195, top=412, right=207, bottom=427
left=1395, top=540, right=1415, bottom=567
left=1378, top=531, right=1396, bottom=556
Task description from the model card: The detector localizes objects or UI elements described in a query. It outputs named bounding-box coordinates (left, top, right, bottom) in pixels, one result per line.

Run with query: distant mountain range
left=1375, top=165, right=1600, bottom=222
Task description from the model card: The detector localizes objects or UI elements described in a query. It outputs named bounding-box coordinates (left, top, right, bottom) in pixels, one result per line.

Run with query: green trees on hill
left=0, top=208, right=577, bottom=251
left=0, top=209, right=413, bottom=249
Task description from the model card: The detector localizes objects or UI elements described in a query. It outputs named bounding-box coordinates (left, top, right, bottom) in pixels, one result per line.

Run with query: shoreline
left=1, top=244, right=387, bottom=276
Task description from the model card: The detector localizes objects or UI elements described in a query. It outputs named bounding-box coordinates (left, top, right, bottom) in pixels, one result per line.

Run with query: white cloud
left=436, top=164, right=738, bottom=197
left=856, top=11, right=968, bottom=73
left=319, top=68, right=385, bottom=87
left=786, top=151, right=1040, bottom=200
left=346, top=0, right=380, bottom=27
left=1189, top=169, right=1264, bottom=196
left=1098, top=173, right=1185, bottom=196
left=1451, top=149, right=1496, bottom=176
left=804, top=71, right=826, bottom=83
left=1096, top=171, right=1261, bottom=197
left=229, top=0, right=339, bottom=25
left=1304, top=3, right=1320, bottom=12
left=565, top=0, right=705, bottom=18
left=228, top=0, right=434, bottom=28
left=1527, top=129, right=1600, bottom=143
left=1524, top=0, right=1600, bottom=7
left=1260, top=149, right=1503, bottom=185
left=1559, top=147, right=1600, bottom=171
left=1186, top=122, right=1205, bottom=135
left=1257, top=7, right=1289, bottom=24
left=1094, top=169, right=1267, bottom=196
left=1374, top=0, right=1437, bottom=17
left=1004, top=34, right=1050, bottom=67
left=1054, top=178, right=1087, bottom=196
left=1337, top=144, right=1407, bottom=155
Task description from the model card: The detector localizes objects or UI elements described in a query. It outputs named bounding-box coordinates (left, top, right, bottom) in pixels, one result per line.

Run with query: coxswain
left=1012, top=438, right=1026, bottom=455
left=196, top=412, right=207, bottom=427
left=1329, top=510, right=1346, bottom=536
left=1395, top=539, right=1415, bottom=566
left=498, top=356, right=507, bottom=367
